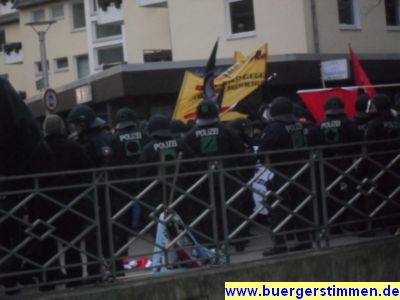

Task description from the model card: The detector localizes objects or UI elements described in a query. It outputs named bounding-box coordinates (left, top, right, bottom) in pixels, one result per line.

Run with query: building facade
left=1, top=0, right=400, bottom=118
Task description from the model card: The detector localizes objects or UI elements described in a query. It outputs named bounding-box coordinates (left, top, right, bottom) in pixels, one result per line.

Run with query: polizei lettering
left=195, top=128, right=219, bottom=137
left=320, top=120, right=341, bottom=129
left=153, top=140, right=178, bottom=152
left=119, top=132, right=142, bottom=142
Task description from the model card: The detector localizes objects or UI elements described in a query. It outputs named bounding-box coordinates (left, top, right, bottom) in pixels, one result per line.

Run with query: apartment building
left=1, top=0, right=399, bottom=119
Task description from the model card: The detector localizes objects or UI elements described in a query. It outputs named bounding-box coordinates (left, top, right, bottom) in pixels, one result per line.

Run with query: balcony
left=0, top=0, right=17, bottom=15
left=136, top=0, right=167, bottom=8
left=97, top=0, right=123, bottom=25
left=3, top=42, right=23, bottom=64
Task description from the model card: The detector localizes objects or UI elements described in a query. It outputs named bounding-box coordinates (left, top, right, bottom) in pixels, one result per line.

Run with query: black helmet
left=324, top=96, right=344, bottom=116
left=269, top=97, right=297, bottom=122
left=115, top=107, right=137, bottom=130
left=196, top=100, right=219, bottom=126
left=67, top=104, right=105, bottom=128
left=371, top=94, right=391, bottom=113
left=147, top=114, right=171, bottom=138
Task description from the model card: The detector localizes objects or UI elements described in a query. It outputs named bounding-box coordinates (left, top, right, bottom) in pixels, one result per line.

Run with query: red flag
left=298, top=88, right=359, bottom=123
left=348, top=44, right=376, bottom=97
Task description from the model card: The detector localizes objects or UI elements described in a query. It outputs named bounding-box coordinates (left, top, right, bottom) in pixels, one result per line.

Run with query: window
left=97, top=45, right=124, bottom=66
left=31, top=9, right=45, bottom=22
left=72, top=1, right=86, bottom=30
left=94, top=22, right=122, bottom=39
left=50, top=4, right=64, bottom=20
left=0, top=30, right=5, bottom=53
left=54, top=57, right=69, bottom=72
left=337, top=0, right=360, bottom=28
left=225, top=0, right=256, bottom=37
left=143, top=50, right=172, bottom=62
left=76, top=54, right=89, bottom=79
left=385, top=0, right=400, bottom=27
left=35, top=60, right=49, bottom=75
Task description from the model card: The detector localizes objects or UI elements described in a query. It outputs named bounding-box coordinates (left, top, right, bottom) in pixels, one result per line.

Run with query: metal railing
left=1, top=139, right=400, bottom=295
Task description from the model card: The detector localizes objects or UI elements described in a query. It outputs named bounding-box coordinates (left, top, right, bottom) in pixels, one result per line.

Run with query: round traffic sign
left=43, top=88, right=58, bottom=113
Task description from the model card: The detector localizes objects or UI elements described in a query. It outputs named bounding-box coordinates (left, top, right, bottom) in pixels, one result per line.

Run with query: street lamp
left=25, top=20, right=56, bottom=91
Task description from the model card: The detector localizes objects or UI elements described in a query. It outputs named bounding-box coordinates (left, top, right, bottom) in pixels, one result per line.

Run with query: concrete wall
left=46, top=237, right=400, bottom=300
left=315, top=0, right=400, bottom=54
left=0, top=22, right=26, bottom=93
left=168, top=0, right=309, bottom=61
left=123, top=1, right=171, bottom=63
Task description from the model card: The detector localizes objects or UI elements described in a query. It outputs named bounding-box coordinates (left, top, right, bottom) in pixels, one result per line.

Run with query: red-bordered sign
left=43, top=88, right=58, bottom=113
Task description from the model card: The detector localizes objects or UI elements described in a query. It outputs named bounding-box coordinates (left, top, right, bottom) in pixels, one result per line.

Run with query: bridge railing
left=1, top=139, right=399, bottom=294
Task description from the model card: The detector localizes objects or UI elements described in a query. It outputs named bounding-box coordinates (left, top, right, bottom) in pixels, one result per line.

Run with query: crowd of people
left=1, top=75, right=400, bottom=293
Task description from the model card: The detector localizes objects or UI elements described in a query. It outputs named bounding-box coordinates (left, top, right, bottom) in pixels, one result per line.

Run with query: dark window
left=98, top=46, right=124, bottom=65
left=385, top=0, right=400, bottom=26
left=55, top=57, right=69, bottom=70
left=229, top=0, right=255, bottom=34
left=76, top=55, right=89, bottom=79
left=72, top=1, right=86, bottom=29
left=337, top=0, right=355, bottom=25
left=95, top=23, right=122, bottom=39
left=143, top=50, right=172, bottom=62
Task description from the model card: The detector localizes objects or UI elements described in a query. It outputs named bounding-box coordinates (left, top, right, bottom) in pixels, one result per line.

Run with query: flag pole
left=298, top=82, right=400, bottom=94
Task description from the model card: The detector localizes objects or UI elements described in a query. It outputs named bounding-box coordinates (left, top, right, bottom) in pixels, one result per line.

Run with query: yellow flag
left=218, top=44, right=268, bottom=117
left=172, top=71, right=204, bottom=121
left=234, top=51, right=245, bottom=64
left=173, top=44, right=268, bottom=123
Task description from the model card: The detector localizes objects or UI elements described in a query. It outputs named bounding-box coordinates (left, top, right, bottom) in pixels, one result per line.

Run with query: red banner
left=298, top=88, right=359, bottom=123
left=349, top=44, right=376, bottom=97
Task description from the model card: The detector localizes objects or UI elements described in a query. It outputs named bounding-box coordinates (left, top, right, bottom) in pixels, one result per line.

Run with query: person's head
left=370, top=94, right=391, bottom=113
left=67, top=104, right=105, bottom=134
left=324, top=96, right=344, bottom=116
left=115, top=107, right=137, bottom=130
left=43, top=114, right=66, bottom=137
left=147, top=114, right=171, bottom=138
left=195, top=100, right=219, bottom=126
left=269, top=96, right=297, bottom=122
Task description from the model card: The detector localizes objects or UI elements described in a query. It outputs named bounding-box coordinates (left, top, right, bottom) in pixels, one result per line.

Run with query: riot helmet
left=147, top=114, right=171, bottom=138
left=371, top=94, right=391, bottom=113
left=196, top=100, right=219, bottom=126
left=115, top=107, right=137, bottom=130
left=324, top=96, right=344, bottom=116
left=67, top=104, right=105, bottom=129
left=269, top=97, right=297, bottom=122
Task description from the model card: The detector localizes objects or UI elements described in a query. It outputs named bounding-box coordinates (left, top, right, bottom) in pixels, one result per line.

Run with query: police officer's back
left=258, top=97, right=316, bottom=255
left=112, top=107, right=149, bottom=166
left=67, top=105, right=114, bottom=167
left=185, top=100, right=245, bottom=164
left=319, top=96, right=357, bottom=155
left=138, top=114, right=195, bottom=224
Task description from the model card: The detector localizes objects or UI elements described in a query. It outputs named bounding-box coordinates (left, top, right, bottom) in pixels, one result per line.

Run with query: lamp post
left=25, top=20, right=56, bottom=91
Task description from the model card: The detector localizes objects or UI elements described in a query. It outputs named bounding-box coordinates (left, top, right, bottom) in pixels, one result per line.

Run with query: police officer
left=259, top=97, right=318, bottom=256
left=185, top=100, right=247, bottom=249
left=111, top=107, right=149, bottom=230
left=113, top=107, right=149, bottom=166
left=365, top=94, right=400, bottom=229
left=67, top=104, right=114, bottom=167
left=138, top=114, right=196, bottom=226
left=67, top=104, right=115, bottom=279
left=319, top=96, right=358, bottom=233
